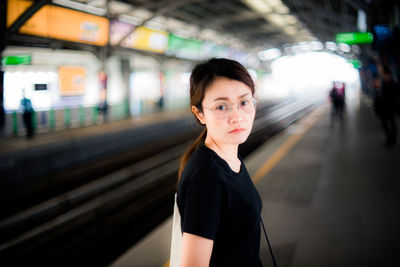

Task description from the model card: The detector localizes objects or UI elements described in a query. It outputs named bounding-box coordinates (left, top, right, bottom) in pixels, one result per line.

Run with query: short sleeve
left=180, top=168, right=223, bottom=240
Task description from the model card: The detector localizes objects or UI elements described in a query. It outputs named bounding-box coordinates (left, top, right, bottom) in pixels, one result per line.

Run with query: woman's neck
left=204, top=135, right=241, bottom=170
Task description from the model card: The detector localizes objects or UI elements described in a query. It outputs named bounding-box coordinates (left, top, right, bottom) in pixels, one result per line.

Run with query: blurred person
left=376, top=68, right=398, bottom=146
left=0, top=100, right=4, bottom=134
left=373, top=76, right=383, bottom=116
left=98, top=70, right=108, bottom=122
left=20, top=90, right=34, bottom=138
left=329, top=81, right=345, bottom=121
left=176, top=58, right=263, bottom=266
left=156, top=95, right=164, bottom=110
left=338, top=81, right=346, bottom=107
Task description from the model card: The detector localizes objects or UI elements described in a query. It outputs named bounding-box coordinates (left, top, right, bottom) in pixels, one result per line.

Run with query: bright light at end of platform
left=269, top=52, right=360, bottom=95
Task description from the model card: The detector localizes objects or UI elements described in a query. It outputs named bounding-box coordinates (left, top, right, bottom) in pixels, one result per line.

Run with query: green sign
left=336, top=32, right=373, bottom=45
left=348, top=59, right=362, bottom=69
left=168, top=34, right=203, bottom=59
left=2, top=54, right=32, bottom=65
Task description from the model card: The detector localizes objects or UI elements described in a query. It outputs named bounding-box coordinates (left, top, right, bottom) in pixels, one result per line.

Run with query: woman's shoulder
left=179, top=146, right=225, bottom=189
left=186, top=143, right=220, bottom=169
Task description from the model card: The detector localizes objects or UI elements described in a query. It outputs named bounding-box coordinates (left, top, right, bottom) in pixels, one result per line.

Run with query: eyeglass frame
left=199, top=97, right=257, bottom=119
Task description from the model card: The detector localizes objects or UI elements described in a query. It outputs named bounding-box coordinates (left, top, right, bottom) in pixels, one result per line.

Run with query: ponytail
left=178, top=128, right=207, bottom=183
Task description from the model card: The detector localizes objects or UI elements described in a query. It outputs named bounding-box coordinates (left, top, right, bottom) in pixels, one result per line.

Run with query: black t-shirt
left=177, top=142, right=263, bottom=266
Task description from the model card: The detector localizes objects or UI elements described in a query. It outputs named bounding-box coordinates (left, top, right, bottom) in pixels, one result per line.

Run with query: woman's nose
left=229, top=105, right=244, bottom=122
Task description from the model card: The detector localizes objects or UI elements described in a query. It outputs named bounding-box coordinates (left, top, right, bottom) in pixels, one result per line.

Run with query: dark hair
left=178, top=58, right=255, bottom=181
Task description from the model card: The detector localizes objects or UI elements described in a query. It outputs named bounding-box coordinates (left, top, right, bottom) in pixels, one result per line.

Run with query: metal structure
left=3, top=0, right=400, bottom=51
left=44, top=0, right=379, bottom=48
left=2, top=0, right=399, bottom=56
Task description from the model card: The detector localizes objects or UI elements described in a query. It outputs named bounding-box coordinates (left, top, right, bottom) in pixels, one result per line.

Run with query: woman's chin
left=225, top=133, right=250, bottom=145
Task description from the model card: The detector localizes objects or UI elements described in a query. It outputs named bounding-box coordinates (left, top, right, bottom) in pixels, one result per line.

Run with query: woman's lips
left=228, top=128, right=246, bottom=134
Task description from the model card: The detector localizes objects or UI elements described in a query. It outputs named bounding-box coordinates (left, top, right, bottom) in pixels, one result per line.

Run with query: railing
left=4, top=100, right=129, bottom=137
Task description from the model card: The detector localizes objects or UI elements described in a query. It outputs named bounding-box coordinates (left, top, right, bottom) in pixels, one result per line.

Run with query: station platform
left=0, top=108, right=187, bottom=155
left=110, top=97, right=400, bottom=267
left=0, top=108, right=192, bottom=189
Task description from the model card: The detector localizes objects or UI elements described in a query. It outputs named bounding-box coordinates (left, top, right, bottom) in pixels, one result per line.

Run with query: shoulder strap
left=170, top=193, right=183, bottom=267
left=261, top=218, right=278, bottom=267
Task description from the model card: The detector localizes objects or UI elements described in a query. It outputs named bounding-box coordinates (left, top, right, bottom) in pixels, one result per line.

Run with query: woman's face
left=193, top=77, right=256, bottom=146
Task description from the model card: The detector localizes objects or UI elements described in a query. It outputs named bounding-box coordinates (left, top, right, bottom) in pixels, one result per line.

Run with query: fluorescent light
left=310, top=41, right=324, bottom=50
left=244, top=0, right=273, bottom=13
left=268, top=14, right=286, bottom=26
left=285, top=15, right=298, bottom=24
left=119, top=14, right=142, bottom=26
left=283, top=26, right=297, bottom=35
left=109, top=1, right=133, bottom=15
left=53, top=0, right=106, bottom=16
left=268, top=0, right=281, bottom=7
left=338, top=43, right=351, bottom=53
left=325, top=42, right=337, bottom=51
left=273, top=3, right=290, bottom=14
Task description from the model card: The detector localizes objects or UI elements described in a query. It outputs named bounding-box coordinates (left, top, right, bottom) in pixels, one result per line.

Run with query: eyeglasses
left=202, top=98, right=257, bottom=119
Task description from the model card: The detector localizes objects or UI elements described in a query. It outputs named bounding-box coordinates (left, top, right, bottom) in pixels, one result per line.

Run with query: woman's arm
left=180, top=232, right=213, bottom=267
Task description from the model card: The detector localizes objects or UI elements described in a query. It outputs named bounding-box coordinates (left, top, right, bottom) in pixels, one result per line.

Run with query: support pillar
left=121, top=58, right=131, bottom=117
left=0, top=0, right=7, bottom=131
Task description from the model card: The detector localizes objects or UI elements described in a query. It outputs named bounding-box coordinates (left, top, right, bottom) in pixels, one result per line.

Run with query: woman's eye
left=215, top=104, right=227, bottom=111
left=241, top=100, right=250, bottom=106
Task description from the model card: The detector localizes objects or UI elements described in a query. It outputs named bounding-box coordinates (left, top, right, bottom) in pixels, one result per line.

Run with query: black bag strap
left=261, top=218, right=278, bottom=267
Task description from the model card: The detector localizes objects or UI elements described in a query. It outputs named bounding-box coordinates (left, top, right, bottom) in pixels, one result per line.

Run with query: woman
left=177, top=58, right=263, bottom=266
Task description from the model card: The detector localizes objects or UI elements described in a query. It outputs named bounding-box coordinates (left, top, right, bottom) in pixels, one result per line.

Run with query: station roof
left=6, top=0, right=395, bottom=62
left=52, top=0, right=372, bottom=50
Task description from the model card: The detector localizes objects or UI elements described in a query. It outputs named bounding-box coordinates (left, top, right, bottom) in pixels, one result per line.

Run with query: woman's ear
left=192, top=106, right=206, bottom=125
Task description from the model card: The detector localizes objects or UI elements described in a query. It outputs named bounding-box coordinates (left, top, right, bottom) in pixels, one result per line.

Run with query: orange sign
left=7, top=0, right=109, bottom=46
left=59, top=66, right=86, bottom=96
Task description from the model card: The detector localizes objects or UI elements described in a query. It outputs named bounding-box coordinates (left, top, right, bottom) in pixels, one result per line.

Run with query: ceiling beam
left=200, top=10, right=264, bottom=29
left=8, top=0, right=50, bottom=34
left=125, top=0, right=199, bottom=11
left=116, top=0, right=200, bottom=47
left=288, top=0, right=356, bottom=25
left=342, top=0, right=372, bottom=16
left=286, top=0, right=358, bottom=41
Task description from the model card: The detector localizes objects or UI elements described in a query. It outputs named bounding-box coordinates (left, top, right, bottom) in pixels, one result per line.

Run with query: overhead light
left=325, top=41, right=337, bottom=51
left=145, top=21, right=166, bottom=32
left=298, top=42, right=312, bottom=52
left=268, top=14, right=286, bottom=27
left=338, top=43, right=351, bottom=53
left=276, top=5, right=290, bottom=14
left=285, top=15, right=298, bottom=25
left=244, top=0, right=315, bottom=41
left=283, top=26, right=297, bottom=35
left=119, top=14, right=142, bottom=26
left=129, top=8, right=154, bottom=21
left=269, top=0, right=290, bottom=14
left=53, top=0, right=106, bottom=16
left=310, top=41, right=324, bottom=50
left=258, top=48, right=282, bottom=60
left=108, top=1, right=132, bottom=15
left=268, top=0, right=282, bottom=7
left=244, top=0, right=273, bottom=13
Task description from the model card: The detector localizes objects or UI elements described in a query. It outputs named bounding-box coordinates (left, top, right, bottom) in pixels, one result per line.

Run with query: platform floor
left=110, top=97, right=400, bottom=267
